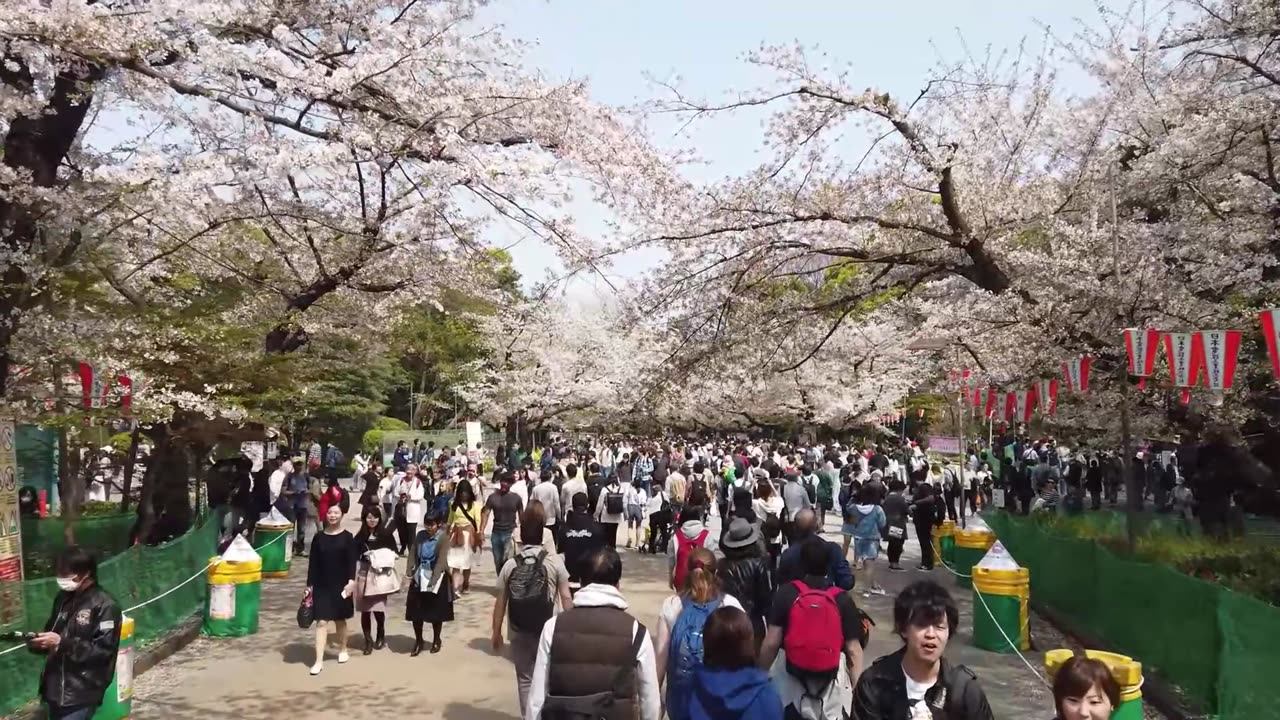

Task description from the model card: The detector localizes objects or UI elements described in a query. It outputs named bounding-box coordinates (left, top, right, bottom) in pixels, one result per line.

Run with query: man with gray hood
left=667, top=505, right=718, bottom=587
left=527, top=547, right=661, bottom=720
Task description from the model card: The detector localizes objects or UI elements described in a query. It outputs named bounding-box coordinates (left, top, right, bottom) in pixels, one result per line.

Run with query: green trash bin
left=937, top=519, right=956, bottom=566
left=1046, top=649, right=1144, bottom=720
left=92, top=615, right=134, bottom=720
left=971, top=541, right=1030, bottom=654
left=953, top=527, right=995, bottom=588
left=203, top=551, right=263, bottom=637
left=254, top=520, right=293, bottom=578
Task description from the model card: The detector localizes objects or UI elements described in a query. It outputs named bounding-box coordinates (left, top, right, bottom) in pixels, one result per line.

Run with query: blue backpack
left=666, top=594, right=723, bottom=720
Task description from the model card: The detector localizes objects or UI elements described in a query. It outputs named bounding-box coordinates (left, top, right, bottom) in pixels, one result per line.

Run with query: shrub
left=362, top=416, right=409, bottom=457
left=1036, top=510, right=1280, bottom=606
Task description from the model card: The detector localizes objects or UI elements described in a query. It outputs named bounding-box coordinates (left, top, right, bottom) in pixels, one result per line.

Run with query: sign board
left=0, top=420, right=25, bottom=631
left=465, top=421, right=482, bottom=453
left=926, top=435, right=962, bottom=456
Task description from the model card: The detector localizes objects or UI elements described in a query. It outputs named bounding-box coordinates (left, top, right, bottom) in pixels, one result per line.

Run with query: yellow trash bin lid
left=1045, top=648, right=1144, bottom=687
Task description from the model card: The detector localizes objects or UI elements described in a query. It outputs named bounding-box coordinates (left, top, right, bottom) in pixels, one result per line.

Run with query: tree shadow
left=440, top=701, right=520, bottom=720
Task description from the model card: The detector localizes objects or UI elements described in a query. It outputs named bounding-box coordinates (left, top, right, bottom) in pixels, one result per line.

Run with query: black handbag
left=296, top=591, right=315, bottom=629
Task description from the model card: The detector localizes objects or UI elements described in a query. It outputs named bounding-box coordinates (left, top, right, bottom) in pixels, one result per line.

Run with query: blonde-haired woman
left=654, top=547, right=744, bottom=720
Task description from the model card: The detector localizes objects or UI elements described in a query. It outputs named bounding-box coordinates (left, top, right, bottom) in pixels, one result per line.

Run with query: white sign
left=465, top=421, right=482, bottom=453
left=209, top=584, right=236, bottom=620
left=116, top=645, right=134, bottom=701
left=927, top=435, right=961, bottom=456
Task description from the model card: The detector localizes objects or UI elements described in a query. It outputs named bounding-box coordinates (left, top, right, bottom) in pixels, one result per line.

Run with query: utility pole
left=1110, top=160, right=1138, bottom=553
left=954, top=343, right=970, bottom=529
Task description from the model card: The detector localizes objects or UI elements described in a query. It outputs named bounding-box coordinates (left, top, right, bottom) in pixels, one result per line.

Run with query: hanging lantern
left=917, top=407, right=925, bottom=419
left=1197, top=330, right=1242, bottom=391
left=1036, top=378, right=1059, bottom=416
left=1162, top=332, right=1202, bottom=404
left=1124, top=328, right=1160, bottom=388
left=1063, top=355, right=1092, bottom=394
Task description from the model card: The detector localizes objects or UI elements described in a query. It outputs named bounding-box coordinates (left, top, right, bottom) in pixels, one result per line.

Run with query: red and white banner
left=1261, top=309, right=1280, bottom=379
left=1197, top=330, right=1241, bottom=391
left=1124, top=328, right=1160, bottom=388
left=118, top=375, right=133, bottom=413
left=1163, top=332, right=1203, bottom=404
left=984, top=387, right=1001, bottom=419
left=1063, top=355, right=1092, bottom=394
left=1013, top=389, right=1035, bottom=423
left=77, top=363, right=105, bottom=409
left=1036, top=378, right=1059, bottom=416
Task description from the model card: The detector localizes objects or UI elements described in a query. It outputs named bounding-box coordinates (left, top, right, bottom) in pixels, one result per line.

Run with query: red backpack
left=672, top=529, right=709, bottom=590
left=783, top=580, right=844, bottom=679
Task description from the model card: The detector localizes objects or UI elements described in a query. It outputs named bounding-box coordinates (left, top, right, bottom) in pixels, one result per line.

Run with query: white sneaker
left=309, top=663, right=323, bottom=676
left=337, top=651, right=350, bottom=664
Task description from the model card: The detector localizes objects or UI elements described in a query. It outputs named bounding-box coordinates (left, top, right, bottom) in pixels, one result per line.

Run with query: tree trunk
left=57, top=426, right=78, bottom=545
left=120, top=426, right=141, bottom=513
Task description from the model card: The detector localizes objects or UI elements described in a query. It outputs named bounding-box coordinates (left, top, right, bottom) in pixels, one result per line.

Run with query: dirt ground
left=131, top=507, right=1072, bottom=719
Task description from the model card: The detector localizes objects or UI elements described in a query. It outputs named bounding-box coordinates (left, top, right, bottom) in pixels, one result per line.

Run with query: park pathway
left=132, top=507, right=1057, bottom=719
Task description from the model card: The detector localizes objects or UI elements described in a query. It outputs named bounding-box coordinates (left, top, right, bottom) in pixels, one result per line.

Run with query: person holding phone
left=28, top=547, right=122, bottom=720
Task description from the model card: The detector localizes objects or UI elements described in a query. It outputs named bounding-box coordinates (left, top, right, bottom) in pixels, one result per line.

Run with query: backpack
left=804, top=477, right=818, bottom=504
left=605, top=488, right=624, bottom=515
left=762, top=509, right=782, bottom=541
left=672, top=529, right=709, bottom=590
left=666, top=595, right=723, bottom=720
left=587, top=479, right=604, bottom=514
left=783, top=580, right=844, bottom=680
left=506, top=550, right=554, bottom=633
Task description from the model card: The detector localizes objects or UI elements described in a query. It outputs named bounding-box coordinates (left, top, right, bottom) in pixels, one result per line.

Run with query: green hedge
left=0, top=520, right=217, bottom=717
left=21, top=513, right=136, bottom=578
left=987, top=513, right=1278, bottom=719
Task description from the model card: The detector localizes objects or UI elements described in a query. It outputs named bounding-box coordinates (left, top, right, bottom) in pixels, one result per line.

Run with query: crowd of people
left=282, top=434, right=1136, bottom=720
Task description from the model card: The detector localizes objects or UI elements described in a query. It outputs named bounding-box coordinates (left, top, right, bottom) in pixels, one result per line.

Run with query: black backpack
left=605, top=488, right=624, bottom=515
left=587, top=479, right=604, bottom=514
left=507, top=550, right=554, bottom=633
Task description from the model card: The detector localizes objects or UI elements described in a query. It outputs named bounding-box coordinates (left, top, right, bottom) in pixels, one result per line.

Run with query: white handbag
left=364, top=548, right=402, bottom=595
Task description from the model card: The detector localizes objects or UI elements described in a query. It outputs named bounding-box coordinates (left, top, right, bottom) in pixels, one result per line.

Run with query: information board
left=0, top=420, right=25, bottom=631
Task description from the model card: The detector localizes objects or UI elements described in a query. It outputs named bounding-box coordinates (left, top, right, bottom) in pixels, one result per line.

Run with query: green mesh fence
left=20, top=514, right=136, bottom=578
left=1215, top=590, right=1279, bottom=719
left=0, top=520, right=216, bottom=717
left=987, top=512, right=1275, bottom=719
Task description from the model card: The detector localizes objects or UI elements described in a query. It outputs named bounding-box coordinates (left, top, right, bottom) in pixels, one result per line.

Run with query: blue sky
left=475, top=0, right=1121, bottom=300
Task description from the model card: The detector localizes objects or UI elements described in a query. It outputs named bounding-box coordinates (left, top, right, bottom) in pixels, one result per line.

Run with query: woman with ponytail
left=654, top=547, right=745, bottom=720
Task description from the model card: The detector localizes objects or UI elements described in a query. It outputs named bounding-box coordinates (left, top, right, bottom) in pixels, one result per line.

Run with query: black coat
left=852, top=648, right=994, bottom=720
left=33, top=585, right=123, bottom=710
left=560, top=511, right=604, bottom=585
left=717, top=551, right=773, bottom=626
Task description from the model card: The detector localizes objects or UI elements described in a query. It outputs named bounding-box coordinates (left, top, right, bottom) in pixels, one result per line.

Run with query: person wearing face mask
left=28, top=547, right=123, bottom=720
left=1049, top=656, right=1120, bottom=720
left=852, top=580, right=993, bottom=720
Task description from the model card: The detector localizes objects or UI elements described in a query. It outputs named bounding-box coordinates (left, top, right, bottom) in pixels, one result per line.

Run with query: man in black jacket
left=560, top=492, right=604, bottom=595
left=28, top=547, right=123, bottom=719
left=853, top=580, right=994, bottom=720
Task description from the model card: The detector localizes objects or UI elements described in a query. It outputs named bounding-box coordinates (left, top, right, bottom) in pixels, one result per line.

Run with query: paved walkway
left=132, top=509, right=1055, bottom=719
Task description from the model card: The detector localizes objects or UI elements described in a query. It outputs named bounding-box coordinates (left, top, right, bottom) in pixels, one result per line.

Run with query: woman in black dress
left=404, top=509, right=453, bottom=656
left=306, top=504, right=357, bottom=675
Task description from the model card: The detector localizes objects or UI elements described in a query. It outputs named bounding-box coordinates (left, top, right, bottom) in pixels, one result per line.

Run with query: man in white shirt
left=559, top=464, right=588, bottom=524
left=531, top=471, right=561, bottom=542
left=267, top=459, right=292, bottom=506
